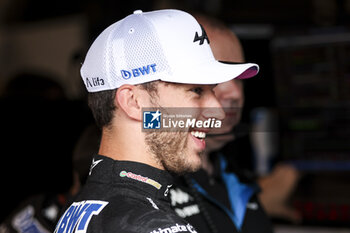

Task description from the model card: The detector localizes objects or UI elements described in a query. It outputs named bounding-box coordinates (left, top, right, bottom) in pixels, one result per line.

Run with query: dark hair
left=88, top=82, right=159, bottom=129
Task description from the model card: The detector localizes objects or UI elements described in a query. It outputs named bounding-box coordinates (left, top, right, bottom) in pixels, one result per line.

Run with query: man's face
left=213, top=79, right=244, bottom=134
left=144, top=82, right=225, bottom=173
left=199, top=24, right=245, bottom=152
left=204, top=79, right=244, bottom=152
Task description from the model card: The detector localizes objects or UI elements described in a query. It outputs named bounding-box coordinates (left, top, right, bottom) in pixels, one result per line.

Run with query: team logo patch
left=85, top=77, right=105, bottom=88
left=193, top=24, right=210, bottom=45
left=143, top=110, right=162, bottom=129
left=121, top=63, right=157, bottom=80
left=120, top=171, right=162, bottom=190
left=150, top=223, right=197, bottom=233
left=89, top=158, right=103, bottom=175
left=170, top=188, right=200, bottom=218
left=54, top=200, right=108, bottom=233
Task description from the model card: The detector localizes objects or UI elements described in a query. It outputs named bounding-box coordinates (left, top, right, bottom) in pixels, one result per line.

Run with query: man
left=54, top=9, right=259, bottom=233
left=195, top=14, right=300, bottom=224
left=169, top=15, right=274, bottom=233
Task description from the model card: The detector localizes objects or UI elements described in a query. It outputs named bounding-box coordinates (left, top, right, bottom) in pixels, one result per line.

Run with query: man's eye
left=190, top=87, right=203, bottom=95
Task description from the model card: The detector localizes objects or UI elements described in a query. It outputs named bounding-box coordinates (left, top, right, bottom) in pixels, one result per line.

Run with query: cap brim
left=217, top=61, right=259, bottom=79
left=161, top=60, right=259, bottom=85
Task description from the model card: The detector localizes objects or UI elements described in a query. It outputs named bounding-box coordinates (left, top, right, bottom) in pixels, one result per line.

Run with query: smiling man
left=55, top=9, right=258, bottom=233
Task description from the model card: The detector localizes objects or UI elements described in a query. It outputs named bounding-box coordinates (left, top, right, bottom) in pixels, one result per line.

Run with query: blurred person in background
left=0, top=71, right=73, bottom=225
left=170, top=14, right=300, bottom=233
left=0, top=89, right=99, bottom=233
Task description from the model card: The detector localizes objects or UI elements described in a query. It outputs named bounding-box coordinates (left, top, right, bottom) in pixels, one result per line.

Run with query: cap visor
left=162, top=60, right=259, bottom=85
left=217, top=61, right=259, bottom=79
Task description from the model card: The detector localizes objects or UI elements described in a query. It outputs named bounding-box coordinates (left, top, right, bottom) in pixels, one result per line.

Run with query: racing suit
left=170, top=153, right=273, bottom=233
left=54, top=155, right=197, bottom=233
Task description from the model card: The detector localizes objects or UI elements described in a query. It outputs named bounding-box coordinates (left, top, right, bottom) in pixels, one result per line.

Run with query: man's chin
left=184, top=151, right=203, bottom=173
left=166, top=152, right=203, bottom=174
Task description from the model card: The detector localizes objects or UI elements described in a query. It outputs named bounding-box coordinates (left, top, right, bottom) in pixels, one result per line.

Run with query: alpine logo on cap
left=193, top=25, right=210, bottom=45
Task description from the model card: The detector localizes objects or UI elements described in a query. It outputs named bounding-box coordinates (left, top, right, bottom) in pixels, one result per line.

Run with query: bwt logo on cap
left=121, top=63, right=157, bottom=80
left=143, top=110, right=161, bottom=129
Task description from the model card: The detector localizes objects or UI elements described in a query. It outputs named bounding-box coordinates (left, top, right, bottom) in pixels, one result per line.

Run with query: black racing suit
left=54, top=155, right=197, bottom=233
left=170, top=154, right=274, bottom=233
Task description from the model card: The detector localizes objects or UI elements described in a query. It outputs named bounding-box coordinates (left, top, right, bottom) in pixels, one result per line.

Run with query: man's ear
left=115, top=85, right=142, bottom=121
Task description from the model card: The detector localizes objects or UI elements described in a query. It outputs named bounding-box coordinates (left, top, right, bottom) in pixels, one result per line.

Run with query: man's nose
left=201, top=93, right=226, bottom=120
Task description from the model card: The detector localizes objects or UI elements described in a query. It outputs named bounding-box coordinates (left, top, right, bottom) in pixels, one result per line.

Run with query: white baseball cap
left=81, top=9, right=259, bottom=92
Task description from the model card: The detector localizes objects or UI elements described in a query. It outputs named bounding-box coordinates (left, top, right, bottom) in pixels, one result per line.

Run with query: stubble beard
left=144, top=85, right=202, bottom=174
left=145, top=131, right=202, bottom=174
